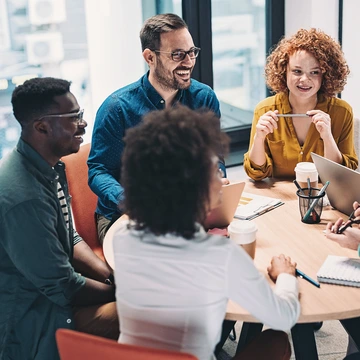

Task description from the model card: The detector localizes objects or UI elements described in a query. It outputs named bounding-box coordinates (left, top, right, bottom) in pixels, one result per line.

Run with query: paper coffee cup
left=228, top=220, right=257, bottom=259
left=294, top=162, right=318, bottom=189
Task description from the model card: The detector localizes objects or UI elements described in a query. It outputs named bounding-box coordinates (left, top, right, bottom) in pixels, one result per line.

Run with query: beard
left=154, top=57, right=192, bottom=91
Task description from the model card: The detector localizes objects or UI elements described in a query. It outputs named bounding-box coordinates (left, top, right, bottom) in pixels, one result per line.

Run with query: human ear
left=34, top=120, right=48, bottom=134
left=142, top=48, right=155, bottom=66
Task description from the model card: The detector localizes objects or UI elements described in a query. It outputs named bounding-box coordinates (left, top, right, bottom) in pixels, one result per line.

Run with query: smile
left=297, top=85, right=312, bottom=91
left=175, top=69, right=191, bottom=77
left=74, top=135, right=84, bottom=142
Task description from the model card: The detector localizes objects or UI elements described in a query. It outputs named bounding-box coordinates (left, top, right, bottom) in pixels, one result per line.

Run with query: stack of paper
left=234, top=192, right=283, bottom=220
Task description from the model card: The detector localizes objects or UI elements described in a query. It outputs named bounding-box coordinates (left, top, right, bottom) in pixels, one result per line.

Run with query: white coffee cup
left=228, top=220, right=258, bottom=259
left=294, top=162, right=318, bottom=189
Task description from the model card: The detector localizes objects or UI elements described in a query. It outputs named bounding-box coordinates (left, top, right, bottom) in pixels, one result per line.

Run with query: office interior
left=1, top=1, right=360, bottom=359
left=1, top=0, right=359, bottom=166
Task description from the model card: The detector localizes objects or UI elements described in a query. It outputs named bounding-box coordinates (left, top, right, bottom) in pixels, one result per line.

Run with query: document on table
left=234, top=192, right=284, bottom=220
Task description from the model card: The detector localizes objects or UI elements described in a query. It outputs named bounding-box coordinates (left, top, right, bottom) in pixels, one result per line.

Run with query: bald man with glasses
left=88, top=13, right=228, bottom=244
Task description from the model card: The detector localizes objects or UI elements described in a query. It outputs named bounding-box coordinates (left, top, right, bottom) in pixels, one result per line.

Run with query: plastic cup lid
left=228, top=220, right=258, bottom=234
left=294, top=162, right=317, bottom=173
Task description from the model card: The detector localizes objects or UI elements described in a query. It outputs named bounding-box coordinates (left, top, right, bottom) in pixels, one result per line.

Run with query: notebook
left=234, top=192, right=283, bottom=220
left=311, top=152, right=360, bottom=216
left=317, top=255, right=360, bottom=287
left=204, top=181, right=245, bottom=230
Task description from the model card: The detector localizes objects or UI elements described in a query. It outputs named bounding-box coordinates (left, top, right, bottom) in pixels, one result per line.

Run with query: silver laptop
left=311, top=152, right=360, bottom=215
left=203, top=181, right=245, bottom=229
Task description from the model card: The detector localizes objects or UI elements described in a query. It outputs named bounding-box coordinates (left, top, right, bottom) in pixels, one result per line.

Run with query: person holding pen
left=326, top=201, right=360, bottom=359
left=244, top=28, right=358, bottom=181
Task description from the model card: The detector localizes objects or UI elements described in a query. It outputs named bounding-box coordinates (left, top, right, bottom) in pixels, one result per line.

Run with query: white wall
left=84, top=0, right=145, bottom=114
left=285, top=0, right=338, bottom=39
left=341, top=0, right=360, bottom=117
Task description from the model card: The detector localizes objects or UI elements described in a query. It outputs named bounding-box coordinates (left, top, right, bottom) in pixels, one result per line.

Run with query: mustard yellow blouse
left=243, top=92, right=358, bottom=181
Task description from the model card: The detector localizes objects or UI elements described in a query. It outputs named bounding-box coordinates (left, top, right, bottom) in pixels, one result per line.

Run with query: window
left=212, top=0, right=266, bottom=130
left=0, top=0, right=90, bottom=158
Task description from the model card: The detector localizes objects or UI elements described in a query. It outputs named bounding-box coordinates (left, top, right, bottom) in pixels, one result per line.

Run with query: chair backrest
left=56, top=329, right=198, bottom=360
left=62, top=143, right=103, bottom=260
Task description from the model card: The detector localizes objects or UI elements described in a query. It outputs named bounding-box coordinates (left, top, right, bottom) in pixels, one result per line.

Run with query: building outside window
left=0, top=0, right=89, bottom=159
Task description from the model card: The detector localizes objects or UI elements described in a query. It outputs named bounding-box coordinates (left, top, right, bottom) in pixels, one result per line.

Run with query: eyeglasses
left=152, top=47, right=201, bottom=62
left=37, top=109, right=85, bottom=124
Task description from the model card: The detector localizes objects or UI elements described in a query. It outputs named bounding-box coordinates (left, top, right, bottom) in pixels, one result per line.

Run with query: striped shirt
left=57, top=181, right=82, bottom=245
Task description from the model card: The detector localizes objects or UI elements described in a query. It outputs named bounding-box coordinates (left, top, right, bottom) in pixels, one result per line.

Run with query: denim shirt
left=0, top=139, right=85, bottom=360
left=88, top=72, right=226, bottom=220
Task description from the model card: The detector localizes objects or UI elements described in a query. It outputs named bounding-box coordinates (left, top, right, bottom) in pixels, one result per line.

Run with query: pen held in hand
left=337, top=204, right=360, bottom=234
left=296, top=268, right=320, bottom=288
left=276, top=114, right=310, bottom=118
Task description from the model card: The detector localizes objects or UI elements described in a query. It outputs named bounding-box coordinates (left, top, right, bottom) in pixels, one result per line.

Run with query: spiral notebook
left=317, top=255, right=360, bottom=287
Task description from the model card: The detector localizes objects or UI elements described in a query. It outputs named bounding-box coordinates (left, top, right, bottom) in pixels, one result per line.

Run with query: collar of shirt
left=126, top=222, right=212, bottom=247
left=17, top=138, right=60, bottom=183
left=280, top=92, right=328, bottom=114
left=143, top=71, right=184, bottom=107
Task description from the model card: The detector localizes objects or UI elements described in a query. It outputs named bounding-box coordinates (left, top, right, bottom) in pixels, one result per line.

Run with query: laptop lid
left=204, top=181, right=245, bottom=229
left=311, top=152, right=360, bottom=215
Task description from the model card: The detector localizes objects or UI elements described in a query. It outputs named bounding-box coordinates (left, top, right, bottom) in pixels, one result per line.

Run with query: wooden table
left=103, top=179, right=360, bottom=359
left=224, top=179, right=360, bottom=359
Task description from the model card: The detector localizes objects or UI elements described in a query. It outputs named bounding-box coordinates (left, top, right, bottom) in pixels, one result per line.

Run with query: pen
left=296, top=268, right=320, bottom=288
left=337, top=204, right=360, bottom=234
left=293, top=179, right=305, bottom=195
left=302, top=181, right=330, bottom=222
left=247, top=202, right=284, bottom=220
left=307, top=177, right=312, bottom=197
left=276, top=114, right=310, bottom=117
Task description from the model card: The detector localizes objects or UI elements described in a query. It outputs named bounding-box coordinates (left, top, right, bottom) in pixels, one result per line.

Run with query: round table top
left=226, top=179, right=360, bottom=323
left=102, top=179, right=360, bottom=323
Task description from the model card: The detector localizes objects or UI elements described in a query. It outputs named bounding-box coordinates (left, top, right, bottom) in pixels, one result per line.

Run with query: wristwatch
left=105, top=273, right=114, bottom=286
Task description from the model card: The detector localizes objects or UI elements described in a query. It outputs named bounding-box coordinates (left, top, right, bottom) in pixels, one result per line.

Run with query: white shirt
left=113, top=221, right=300, bottom=360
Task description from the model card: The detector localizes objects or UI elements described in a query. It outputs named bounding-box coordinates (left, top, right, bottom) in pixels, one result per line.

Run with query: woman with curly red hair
left=244, top=28, right=358, bottom=181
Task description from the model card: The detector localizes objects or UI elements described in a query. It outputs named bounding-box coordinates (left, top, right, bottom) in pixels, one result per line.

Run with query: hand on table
left=267, top=254, right=297, bottom=283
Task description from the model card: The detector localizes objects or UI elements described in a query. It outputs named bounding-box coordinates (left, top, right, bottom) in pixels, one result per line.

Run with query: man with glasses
left=88, top=13, right=227, bottom=244
left=0, top=77, right=118, bottom=360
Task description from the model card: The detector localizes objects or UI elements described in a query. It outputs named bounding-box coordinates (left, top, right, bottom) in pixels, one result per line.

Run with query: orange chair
left=56, top=329, right=198, bottom=360
left=62, top=143, right=104, bottom=260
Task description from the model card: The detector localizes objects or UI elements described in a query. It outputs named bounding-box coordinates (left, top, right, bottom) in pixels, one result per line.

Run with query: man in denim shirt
left=88, top=13, right=228, bottom=243
left=0, top=78, right=118, bottom=360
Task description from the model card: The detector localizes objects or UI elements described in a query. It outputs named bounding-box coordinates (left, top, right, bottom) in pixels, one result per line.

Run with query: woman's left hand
left=308, top=110, right=332, bottom=140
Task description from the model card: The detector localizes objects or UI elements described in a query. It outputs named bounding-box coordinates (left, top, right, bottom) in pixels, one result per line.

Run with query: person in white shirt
left=112, top=105, right=301, bottom=360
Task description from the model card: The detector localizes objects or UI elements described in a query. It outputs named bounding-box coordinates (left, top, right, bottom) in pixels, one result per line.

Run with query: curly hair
left=265, top=28, right=350, bottom=97
left=140, top=13, right=188, bottom=51
left=121, top=105, right=229, bottom=239
left=11, top=77, right=71, bottom=127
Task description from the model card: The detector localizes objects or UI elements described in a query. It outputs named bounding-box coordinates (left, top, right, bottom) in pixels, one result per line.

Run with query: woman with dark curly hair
left=244, top=28, right=358, bottom=181
left=111, top=105, right=300, bottom=360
